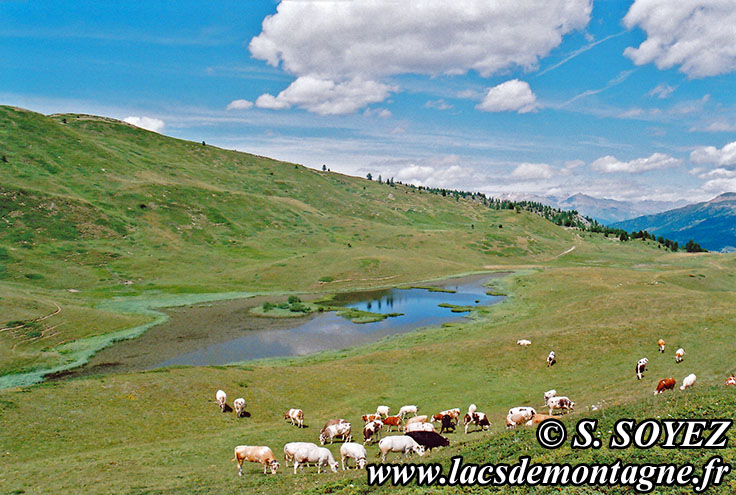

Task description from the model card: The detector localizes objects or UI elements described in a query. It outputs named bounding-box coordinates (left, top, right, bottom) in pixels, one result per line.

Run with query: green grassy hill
left=2, top=106, right=736, bottom=494
left=0, top=105, right=594, bottom=378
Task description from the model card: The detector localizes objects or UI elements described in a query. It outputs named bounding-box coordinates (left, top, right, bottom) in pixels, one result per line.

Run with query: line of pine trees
left=362, top=174, right=699, bottom=252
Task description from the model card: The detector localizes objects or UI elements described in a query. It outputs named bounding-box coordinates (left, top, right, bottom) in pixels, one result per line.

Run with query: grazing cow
left=405, top=415, right=428, bottom=425
left=398, top=405, right=418, bottom=418
left=406, top=431, right=450, bottom=451
left=526, top=413, right=556, bottom=426
left=216, top=390, right=228, bottom=412
left=547, top=351, right=556, bottom=367
left=463, top=412, right=491, bottom=434
left=376, top=405, right=390, bottom=417
left=340, top=442, right=367, bottom=470
left=654, top=378, right=676, bottom=395
left=680, top=373, right=696, bottom=391
left=378, top=435, right=425, bottom=462
left=544, top=389, right=557, bottom=406
left=285, top=408, right=304, bottom=428
left=292, top=445, right=339, bottom=474
left=232, top=446, right=280, bottom=476
left=506, top=407, right=536, bottom=429
left=233, top=398, right=246, bottom=418
left=439, top=414, right=456, bottom=434
left=675, top=348, right=685, bottom=363
left=658, top=339, right=666, bottom=353
left=320, top=422, right=352, bottom=445
left=405, top=422, right=436, bottom=433
left=321, top=418, right=348, bottom=435
left=517, top=339, right=532, bottom=347
left=283, top=442, right=318, bottom=467
left=433, top=408, right=460, bottom=422
left=363, top=419, right=383, bottom=444
left=547, top=396, right=575, bottom=416
left=726, top=375, right=736, bottom=386
left=361, top=413, right=382, bottom=423
left=382, top=415, right=403, bottom=432
left=636, top=358, right=649, bottom=380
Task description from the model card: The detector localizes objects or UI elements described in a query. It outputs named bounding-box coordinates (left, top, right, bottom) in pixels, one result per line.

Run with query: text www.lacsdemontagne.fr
left=366, top=456, right=730, bottom=493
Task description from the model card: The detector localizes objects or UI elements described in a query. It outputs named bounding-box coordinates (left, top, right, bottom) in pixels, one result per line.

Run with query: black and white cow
left=636, top=358, right=649, bottom=380
left=546, top=351, right=556, bottom=367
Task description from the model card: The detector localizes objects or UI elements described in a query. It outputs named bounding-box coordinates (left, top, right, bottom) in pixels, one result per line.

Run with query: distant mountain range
left=499, top=193, right=688, bottom=225
left=611, top=193, right=736, bottom=252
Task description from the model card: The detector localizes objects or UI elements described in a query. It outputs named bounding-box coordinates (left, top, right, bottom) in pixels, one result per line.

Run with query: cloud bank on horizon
left=3, top=0, right=736, bottom=203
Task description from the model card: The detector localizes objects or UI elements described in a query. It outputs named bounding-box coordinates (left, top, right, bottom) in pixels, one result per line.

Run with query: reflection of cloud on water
left=153, top=276, right=505, bottom=368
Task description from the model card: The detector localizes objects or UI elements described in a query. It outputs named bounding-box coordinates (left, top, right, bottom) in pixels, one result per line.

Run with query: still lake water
left=153, top=275, right=504, bottom=368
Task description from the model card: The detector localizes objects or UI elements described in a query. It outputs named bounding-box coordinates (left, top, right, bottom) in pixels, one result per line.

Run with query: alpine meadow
left=2, top=106, right=736, bottom=494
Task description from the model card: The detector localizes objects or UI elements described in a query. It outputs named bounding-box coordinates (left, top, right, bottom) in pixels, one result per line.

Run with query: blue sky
left=3, top=0, right=736, bottom=202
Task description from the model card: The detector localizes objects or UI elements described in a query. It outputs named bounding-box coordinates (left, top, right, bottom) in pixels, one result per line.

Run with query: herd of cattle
left=223, top=337, right=722, bottom=477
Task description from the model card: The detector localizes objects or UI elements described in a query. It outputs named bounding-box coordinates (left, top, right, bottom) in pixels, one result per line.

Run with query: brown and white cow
left=506, top=407, right=536, bottom=429
left=432, top=408, right=460, bottom=423
left=382, top=415, right=403, bottom=432
left=675, top=348, right=685, bottom=363
left=726, top=375, right=736, bottom=386
left=463, top=412, right=491, bottom=433
left=285, top=408, right=304, bottom=428
left=232, top=445, right=280, bottom=476
left=363, top=419, right=383, bottom=444
left=654, top=377, right=676, bottom=395
left=547, top=396, right=575, bottom=416
left=658, top=339, right=666, bottom=353
left=361, top=413, right=381, bottom=423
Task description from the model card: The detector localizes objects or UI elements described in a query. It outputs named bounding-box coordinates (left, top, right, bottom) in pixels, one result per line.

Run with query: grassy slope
left=2, top=106, right=736, bottom=494
left=0, top=105, right=575, bottom=376
left=2, top=253, right=735, bottom=494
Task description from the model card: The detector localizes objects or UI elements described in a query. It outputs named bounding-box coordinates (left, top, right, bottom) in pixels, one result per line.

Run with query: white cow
left=468, top=404, right=477, bottom=415
left=680, top=373, right=696, bottom=390
left=398, top=405, right=418, bottom=418
left=294, top=445, right=337, bottom=474
left=506, top=407, right=536, bottom=429
left=378, top=436, right=425, bottom=462
left=292, top=445, right=339, bottom=474
left=376, top=405, right=390, bottom=417
left=216, top=390, right=227, bottom=412
left=675, top=348, right=685, bottom=363
left=320, top=422, right=352, bottom=444
left=544, top=389, right=557, bottom=406
left=405, top=422, right=436, bottom=433
left=233, top=398, right=246, bottom=417
left=340, top=442, right=367, bottom=470
left=517, top=339, right=532, bottom=346
left=283, top=442, right=318, bottom=467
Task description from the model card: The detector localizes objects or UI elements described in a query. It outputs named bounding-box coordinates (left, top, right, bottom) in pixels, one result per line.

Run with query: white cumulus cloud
left=123, top=116, right=165, bottom=133
left=249, top=0, right=591, bottom=114
left=690, top=141, right=736, bottom=167
left=477, top=80, right=539, bottom=114
left=226, top=99, right=254, bottom=110
left=590, top=153, right=682, bottom=173
left=511, top=163, right=554, bottom=180
left=255, top=76, right=395, bottom=115
left=624, top=0, right=736, bottom=78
